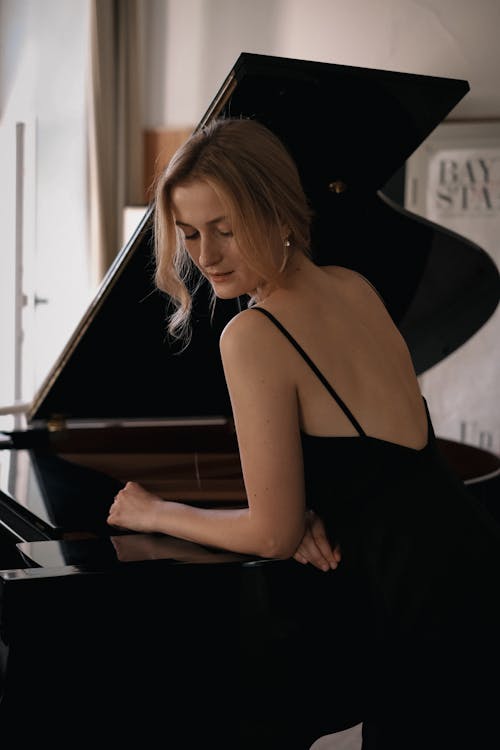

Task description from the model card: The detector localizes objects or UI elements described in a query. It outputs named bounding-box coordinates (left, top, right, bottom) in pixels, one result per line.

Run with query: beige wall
left=140, top=0, right=500, bottom=129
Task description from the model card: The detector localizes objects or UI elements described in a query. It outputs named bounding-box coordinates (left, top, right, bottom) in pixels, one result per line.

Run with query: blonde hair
left=154, top=117, right=313, bottom=342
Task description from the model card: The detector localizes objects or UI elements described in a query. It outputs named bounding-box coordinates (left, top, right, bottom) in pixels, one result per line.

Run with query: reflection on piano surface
left=0, top=54, right=499, bottom=746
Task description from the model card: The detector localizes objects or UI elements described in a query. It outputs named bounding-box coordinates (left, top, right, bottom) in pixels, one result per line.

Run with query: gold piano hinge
left=328, top=179, right=347, bottom=194
left=47, top=414, right=67, bottom=432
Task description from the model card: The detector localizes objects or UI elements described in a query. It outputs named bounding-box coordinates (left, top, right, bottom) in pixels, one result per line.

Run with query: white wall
left=0, top=0, right=90, bottom=416
left=141, top=0, right=500, bottom=129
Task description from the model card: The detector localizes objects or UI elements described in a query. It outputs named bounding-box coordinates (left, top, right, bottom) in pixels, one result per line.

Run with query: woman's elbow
left=258, top=529, right=303, bottom=560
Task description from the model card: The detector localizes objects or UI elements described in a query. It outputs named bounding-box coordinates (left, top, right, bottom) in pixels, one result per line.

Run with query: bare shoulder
left=219, top=307, right=293, bottom=378
left=220, top=307, right=261, bottom=342
left=220, top=307, right=275, bottom=354
left=323, top=264, right=386, bottom=307
left=220, top=309, right=278, bottom=351
left=323, top=264, right=379, bottom=288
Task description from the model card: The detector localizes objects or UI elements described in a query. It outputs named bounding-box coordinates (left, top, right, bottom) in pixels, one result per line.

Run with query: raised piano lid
left=26, top=52, right=499, bottom=427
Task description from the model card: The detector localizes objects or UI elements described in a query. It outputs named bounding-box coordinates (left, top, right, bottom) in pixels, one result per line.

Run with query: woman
left=108, top=118, right=500, bottom=748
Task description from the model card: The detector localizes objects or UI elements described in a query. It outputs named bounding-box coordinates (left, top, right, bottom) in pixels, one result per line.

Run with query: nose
left=198, top=234, right=222, bottom=270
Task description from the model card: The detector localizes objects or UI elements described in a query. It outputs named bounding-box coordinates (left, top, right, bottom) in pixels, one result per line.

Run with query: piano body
left=0, top=54, right=499, bottom=746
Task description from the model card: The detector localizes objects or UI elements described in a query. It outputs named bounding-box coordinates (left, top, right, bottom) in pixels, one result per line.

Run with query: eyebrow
left=175, top=215, right=227, bottom=228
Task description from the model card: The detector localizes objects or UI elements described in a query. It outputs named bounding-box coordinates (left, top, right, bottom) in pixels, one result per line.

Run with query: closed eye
left=180, top=227, right=232, bottom=240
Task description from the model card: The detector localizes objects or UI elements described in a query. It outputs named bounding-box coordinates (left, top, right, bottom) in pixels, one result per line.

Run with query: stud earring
left=283, top=237, right=291, bottom=248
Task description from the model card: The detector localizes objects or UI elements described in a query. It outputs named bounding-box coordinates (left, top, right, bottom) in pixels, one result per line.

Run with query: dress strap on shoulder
left=250, top=306, right=366, bottom=437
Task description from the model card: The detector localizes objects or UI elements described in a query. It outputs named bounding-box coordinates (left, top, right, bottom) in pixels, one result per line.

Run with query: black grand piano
left=0, top=54, right=499, bottom=747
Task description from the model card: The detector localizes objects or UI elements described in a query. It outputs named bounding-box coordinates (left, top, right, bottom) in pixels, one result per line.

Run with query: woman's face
left=171, top=180, right=263, bottom=299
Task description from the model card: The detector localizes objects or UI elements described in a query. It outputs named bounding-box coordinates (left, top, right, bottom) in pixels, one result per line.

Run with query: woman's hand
left=107, top=481, right=164, bottom=533
left=293, top=509, right=341, bottom=572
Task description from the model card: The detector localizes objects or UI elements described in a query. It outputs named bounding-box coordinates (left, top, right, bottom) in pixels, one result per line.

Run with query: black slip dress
left=251, top=306, right=500, bottom=750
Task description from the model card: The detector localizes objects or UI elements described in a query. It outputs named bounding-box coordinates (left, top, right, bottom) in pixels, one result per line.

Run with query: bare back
left=255, top=262, right=428, bottom=450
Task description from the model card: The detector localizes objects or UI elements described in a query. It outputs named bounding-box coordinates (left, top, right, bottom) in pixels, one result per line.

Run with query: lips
left=208, top=271, right=233, bottom=282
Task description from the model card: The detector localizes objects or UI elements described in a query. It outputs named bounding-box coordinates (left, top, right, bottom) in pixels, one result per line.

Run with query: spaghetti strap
left=250, top=307, right=366, bottom=436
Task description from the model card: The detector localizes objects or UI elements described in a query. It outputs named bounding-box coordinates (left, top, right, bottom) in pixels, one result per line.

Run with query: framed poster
left=405, top=121, right=500, bottom=455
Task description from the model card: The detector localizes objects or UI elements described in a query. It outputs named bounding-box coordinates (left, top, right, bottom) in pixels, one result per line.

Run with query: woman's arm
left=107, top=311, right=306, bottom=558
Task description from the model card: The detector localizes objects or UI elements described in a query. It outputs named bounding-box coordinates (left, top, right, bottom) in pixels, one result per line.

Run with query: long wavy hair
left=154, top=117, right=313, bottom=342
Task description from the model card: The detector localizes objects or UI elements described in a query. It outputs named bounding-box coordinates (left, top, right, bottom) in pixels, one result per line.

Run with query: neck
left=253, top=250, right=313, bottom=302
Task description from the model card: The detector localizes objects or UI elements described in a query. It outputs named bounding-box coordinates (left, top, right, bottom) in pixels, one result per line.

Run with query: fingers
left=294, top=510, right=342, bottom=572
left=293, top=551, right=308, bottom=565
left=294, top=537, right=338, bottom=572
left=309, top=511, right=341, bottom=566
left=293, top=545, right=335, bottom=572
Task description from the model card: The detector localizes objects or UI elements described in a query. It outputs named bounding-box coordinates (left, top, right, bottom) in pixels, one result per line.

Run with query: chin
left=211, top=281, right=253, bottom=299
left=213, top=288, right=244, bottom=300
